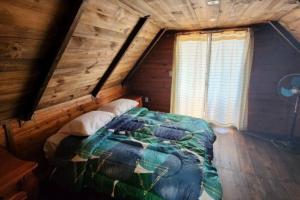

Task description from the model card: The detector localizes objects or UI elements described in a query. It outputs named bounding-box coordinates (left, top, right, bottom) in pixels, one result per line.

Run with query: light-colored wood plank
left=280, top=7, right=300, bottom=42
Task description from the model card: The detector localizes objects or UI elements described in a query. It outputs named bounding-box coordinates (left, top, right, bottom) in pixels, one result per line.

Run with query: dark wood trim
left=20, top=0, right=88, bottom=120
left=122, top=28, right=167, bottom=85
left=269, top=21, right=300, bottom=54
left=170, top=25, right=251, bottom=34
left=91, top=16, right=149, bottom=97
left=2, top=121, right=17, bottom=156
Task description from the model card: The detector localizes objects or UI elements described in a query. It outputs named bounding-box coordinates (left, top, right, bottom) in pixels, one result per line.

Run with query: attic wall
left=130, top=33, right=175, bottom=112
left=0, top=0, right=68, bottom=120
left=1, top=85, right=128, bottom=160
left=280, top=7, right=300, bottom=42
left=37, top=0, right=160, bottom=109
left=1, top=0, right=299, bottom=156
left=248, top=24, right=300, bottom=137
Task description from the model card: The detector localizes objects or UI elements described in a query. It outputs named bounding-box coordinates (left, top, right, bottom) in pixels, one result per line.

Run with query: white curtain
left=171, top=30, right=253, bottom=130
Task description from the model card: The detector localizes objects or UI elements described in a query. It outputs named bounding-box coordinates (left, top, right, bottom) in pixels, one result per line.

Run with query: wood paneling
left=91, top=16, right=150, bottom=95
left=23, top=0, right=89, bottom=120
left=130, top=32, right=175, bottom=113
left=102, top=21, right=160, bottom=89
left=37, top=0, right=161, bottom=109
left=280, top=7, right=300, bottom=42
left=118, top=0, right=299, bottom=30
left=248, top=24, right=300, bottom=137
left=37, top=0, right=138, bottom=109
left=6, top=85, right=128, bottom=160
left=0, top=0, right=68, bottom=120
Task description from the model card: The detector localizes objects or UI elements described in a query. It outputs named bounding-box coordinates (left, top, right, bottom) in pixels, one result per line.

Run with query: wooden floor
left=213, top=128, right=300, bottom=200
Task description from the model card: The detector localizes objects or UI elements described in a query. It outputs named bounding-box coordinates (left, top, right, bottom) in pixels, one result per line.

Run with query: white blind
left=206, top=32, right=247, bottom=125
left=171, top=30, right=251, bottom=129
left=172, top=34, right=208, bottom=118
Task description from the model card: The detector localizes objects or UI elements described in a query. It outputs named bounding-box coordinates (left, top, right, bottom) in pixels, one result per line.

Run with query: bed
left=45, top=107, right=222, bottom=200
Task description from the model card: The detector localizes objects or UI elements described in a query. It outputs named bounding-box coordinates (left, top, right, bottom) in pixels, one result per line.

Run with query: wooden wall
left=36, top=0, right=137, bottom=109
left=248, top=24, right=300, bottom=137
left=0, top=0, right=68, bottom=120
left=37, top=0, right=160, bottom=109
left=0, top=0, right=161, bottom=119
left=129, top=32, right=175, bottom=112
left=0, top=85, right=127, bottom=160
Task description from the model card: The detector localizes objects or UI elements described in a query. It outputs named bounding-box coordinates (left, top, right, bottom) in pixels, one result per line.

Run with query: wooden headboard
left=0, top=85, right=128, bottom=161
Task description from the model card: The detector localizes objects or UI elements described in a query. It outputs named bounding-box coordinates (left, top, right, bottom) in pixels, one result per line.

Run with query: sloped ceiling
left=37, top=0, right=160, bottom=109
left=0, top=0, right=299, bottom=121
left=0, top=0, right=68, bottom=120
left=280, top=6, right=300, bottom=41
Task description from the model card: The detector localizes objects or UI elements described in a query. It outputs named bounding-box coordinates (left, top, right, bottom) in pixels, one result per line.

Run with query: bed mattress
left=47, top=107, right=222, bottom=200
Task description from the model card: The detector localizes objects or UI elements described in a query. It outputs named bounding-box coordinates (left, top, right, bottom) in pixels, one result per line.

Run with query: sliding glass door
left=171, top=30, right=253, bottom=130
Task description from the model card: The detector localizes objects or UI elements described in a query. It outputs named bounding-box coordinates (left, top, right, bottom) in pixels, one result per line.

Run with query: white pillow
left=98, top=98, right=138, bottom=116
left=59, top=111, right=115, bottom=136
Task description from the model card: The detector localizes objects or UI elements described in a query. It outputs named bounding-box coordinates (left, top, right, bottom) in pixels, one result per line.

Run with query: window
left=171, top=30, right=253, bottom=130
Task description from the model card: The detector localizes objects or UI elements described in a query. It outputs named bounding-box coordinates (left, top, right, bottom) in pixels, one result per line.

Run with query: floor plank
left=214, top=128, right=300, bottom=200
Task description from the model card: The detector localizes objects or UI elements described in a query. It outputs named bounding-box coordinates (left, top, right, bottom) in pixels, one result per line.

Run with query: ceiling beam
left=269, top=21, right=300, bottom=54
left=20, top=0, right=88, bottom=120
left=122, top=28, right=167, bottom=85
left=91, top=16, right=149, bottom=97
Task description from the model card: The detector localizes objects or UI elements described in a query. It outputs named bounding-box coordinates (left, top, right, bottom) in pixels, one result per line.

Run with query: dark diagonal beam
left=91, top=16, right=149, bottom=97
left=122, top=28, right=166, bottom=85
left=269, top=21, right=300, bottom=54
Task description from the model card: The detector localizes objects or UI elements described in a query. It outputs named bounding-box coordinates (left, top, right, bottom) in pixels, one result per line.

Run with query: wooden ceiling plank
left=122, top=28, right=166, bottom=85
left=269, top=21, right=300, bottom=53
left=155, top=0, right=182, bottom=27
left=280, top=10, right=300, bottom=42
left=260, top=0, right=297, bottom=21
left=116, top=0, right=143, bottom=16
left=80, top=8, right=137, bottom=34
left=148, top=0, right=182, bottom=28
left=20, top=0, right=89, bottom=120
left=101, top=21, right=160, bottom=90
left=119, top=0, right=169, bottom=27
left=91, top=16, right=149, bottom=97
left=185, top=0, right=202, bottom=27
left=117, top=1, right=163, bottom=31
left=174, top=0, right=198, bottom=29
